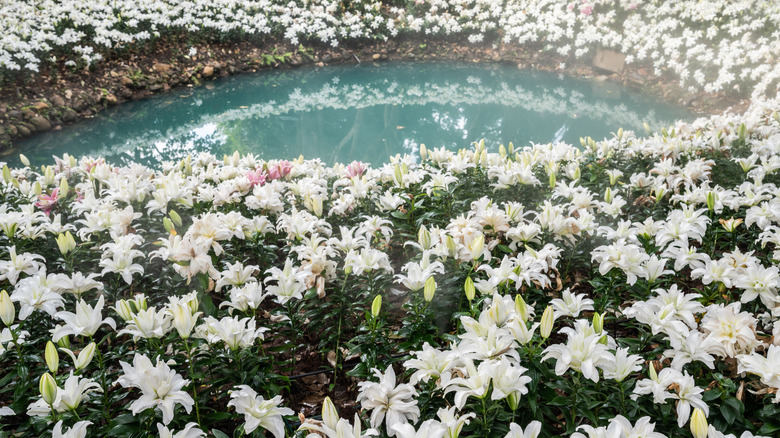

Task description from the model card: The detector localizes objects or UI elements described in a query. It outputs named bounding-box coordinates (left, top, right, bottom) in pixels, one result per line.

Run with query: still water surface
left=14, top=62, right=693, bottom=167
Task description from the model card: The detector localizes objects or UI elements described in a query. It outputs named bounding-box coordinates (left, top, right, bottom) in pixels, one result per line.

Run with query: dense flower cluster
left=2, top=1, right=780, bottom=97
left=1, top=89, right=780, bottom=436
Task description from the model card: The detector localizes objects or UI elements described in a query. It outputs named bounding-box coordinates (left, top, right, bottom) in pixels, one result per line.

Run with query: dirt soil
left=0, top=35, right=750, bottom=158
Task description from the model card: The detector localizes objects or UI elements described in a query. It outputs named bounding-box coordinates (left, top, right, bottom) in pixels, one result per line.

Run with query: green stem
left=184, top=339, right=202, bottom=428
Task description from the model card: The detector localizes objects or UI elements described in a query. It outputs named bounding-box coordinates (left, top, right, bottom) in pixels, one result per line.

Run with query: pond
left=11, top=62, right=693, bottom=168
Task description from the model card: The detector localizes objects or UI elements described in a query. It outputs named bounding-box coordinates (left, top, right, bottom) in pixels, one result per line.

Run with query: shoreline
left=0, top=36, right=751, bottom=156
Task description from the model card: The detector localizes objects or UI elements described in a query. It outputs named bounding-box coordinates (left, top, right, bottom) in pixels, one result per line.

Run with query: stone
left=29, top=116, right=52, bottom=131
left=7, top=110, right=21, bottom=120
left=72, top=98, right=86, bottom=111
left=50, top=95, right=66, bottom=107
left=148, top=84, right=163, bottom=91
left=60, top=108, right=78, bottom=122
left=7, top=125, right=17, bottom=136
left=153, top=63, right=172, bottom=74
left=22, top=108, right=35, bottom=119
left=202, top=65, right=214, bottom=77
left=118, top=87, right=133, bottom=99
left=16, top=124, right=30, bottom=137
left=372, top=53, right=381, bottom=60
left=593, top=49, right=626, bottom=74
left=33, top=101, right=50, bottom=111
left=104, top=93, right=118, bottom=105
left=120, top=76, right=133, bottom=86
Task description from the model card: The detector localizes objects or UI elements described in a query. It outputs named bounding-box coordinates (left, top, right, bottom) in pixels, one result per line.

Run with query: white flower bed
left=2, top=1, right=780, bottom=97
left=1, top=92, right=780, bottom=436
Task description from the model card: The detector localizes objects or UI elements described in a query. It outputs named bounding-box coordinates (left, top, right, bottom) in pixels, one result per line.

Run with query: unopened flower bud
left=690, top=408, right=708, bottom=438
left=75, top=342, right=96, bottom=370
left=549, top=171, right=556, bottom=189
left=59, top=177, right=69, bottom=197
left=706, top=191, right=716, bottom=212
left=114, top=300, right=134, bottom=322
left=0, top=290, right=14, bottom=326
left=57, top=336, right=70, bottom=349
left=33, top=181, right=42, bottom=196
left=592, top=312, right=604, bottom=334
left=498, top=144, right=507, bottom=158
left=56, top=231, right=76, bottom=255
left=648, top=361, right=658, bottom=381
left=480, top=149, right=488, bottom=167
left=604, top=187, right=613, bottom=203
left=2, top=165, right=11, bottom=183
left=445, top=235, right=457, bottom=257
left=371, top=295, right=382, bottom=318
left=163, top=217, right=175, bottom=234
left=419, top=144, right=428, bottom=161
left=45, top=341, right=59, bottom=374
left=540, top=306, right=554, bottom=339
left=417, top=225, right=431, bottom=250
left=39, top=373, right=58, bottom=405
left=464, top=276, right=475, bottom=302
left=19, top=154, right=30, bottom=167
left=515, top=294, right=529, bottom=321
left=469, top=234, right=485, bottom=261
left=169, top=210, right=183, bottom=228
left=424, top=276, right=436, bottom=302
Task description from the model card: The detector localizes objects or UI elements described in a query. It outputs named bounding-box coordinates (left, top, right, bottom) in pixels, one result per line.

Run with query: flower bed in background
left=1, top=95, right=780, bottom=437
left=2, top=0, right=779, bottom=98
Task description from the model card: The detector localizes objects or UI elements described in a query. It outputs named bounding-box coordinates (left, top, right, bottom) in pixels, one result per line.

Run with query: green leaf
left=719, top=397, right=743, bottom=425
left=212, top=429, right=230, bottom=438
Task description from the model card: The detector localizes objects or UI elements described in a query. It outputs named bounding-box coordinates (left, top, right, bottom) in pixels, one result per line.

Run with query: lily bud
left=171, top=305, right=199, bottom=340
left=169, top=210, right=183, bottom=228
left=417, top=225, right=431, bottom=250
left=648, top=361, right=658, bottom=381
left=59, top=177, right=69, bottom=197
left=44, top=166, right=55, bottom=186
left=371, top=295, right=382, bottom=318
left=56, top=232, right=76, bottom=255
left=45, top=341, right=59, bottom=374
left=706, top=191, right=716, bottom=212
left=39, top=373, right=58, bottom=405
left=540, top=306, right=554, bottom=339
left=163, top=217, right=175, bottom=234
left=114, top=299, right=134, bottom=322
left=57, top=336, right=70, bottom=349
left=464, top=276, right=475, bottom=302
left=74, top=342, right=97, bottom=370
left=480, top=149, right=488, bottom=167
left=498, top=144, right=507, bottom=158
left=592, top=312, right=604, bottom=334
left=690, top=408, right=708, bottom=438
left=469, top=234, right=485, bottom=261
left=445, top=235, right=458, bottom=258
left=2, top=165, right=11, bottom=183
left=737, top=123, right=747, bottom=140
left=419, top=144, right=428, bottom=161
left=19, top=154, right=30, bottom=167
left=393, top=165, right=403, bottom=186
left=515, top=294, right=529, bottom=321
left=0, top=290, right=14, bottom=326
left=344, top=264, right=352, bottom=276
left=548, top=171, right=556, bottom=189
left=311, top=195, right=323, bottom=217
left=321, top=396, right=339, bottom=430
left=508, top=142, right=514, bottom=155
left=33, top=181, right=42, bottom=196
left=424, top=276, right=436, bottom=302
left=617, top=127, right=624, bottom=141
left=604, top=186, right=613, bottom=203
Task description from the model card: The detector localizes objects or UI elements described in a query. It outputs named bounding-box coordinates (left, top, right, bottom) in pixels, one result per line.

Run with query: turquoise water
left=11, top=62, right=692, bottom=168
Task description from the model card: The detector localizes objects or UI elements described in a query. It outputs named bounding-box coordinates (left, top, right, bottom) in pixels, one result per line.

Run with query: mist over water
left=13, top=62, right=693, bottom=168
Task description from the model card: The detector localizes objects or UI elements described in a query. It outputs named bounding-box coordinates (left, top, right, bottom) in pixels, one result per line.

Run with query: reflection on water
left=14, top=62, right=693, bottom=168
